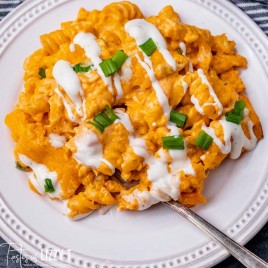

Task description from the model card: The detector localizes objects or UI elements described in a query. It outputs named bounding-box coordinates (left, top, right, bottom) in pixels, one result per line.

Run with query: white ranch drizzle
left=123, top=188, right=165, bottom=210
left=73, top=32, right=114, bottom=94
left=28, top=173, right=45, bottom=195
left=101, top=158, right=115, bottom=173
left=18, top=154, right=62, bottom=199
left=73, top=128, right=115, bottom=172
left=188, top=61, right=194, bottom=72
left=121, top=57, right=133, bottom=82
left=202, top=117, right=257, bottom=159
left=69, top=43, right=75, bottom=52
left=73, top=32, right=125, bottom=101
left=48, top=134, right=66, bottom=148
left=179, top=42, right=186, bottom=56
left=200, top=154, right=206, bottom=161
left=191, top=69, right=223, bottom=116
left=168, top=124, right=196, bottom=176
left=181, top=79, right=189, bottom=94
left=52, top=60, right=85, bottom=117
left=191, top=95, right=205, bottom=115
left=135, top=54, right=171, bottom=118
left=113, top=73, right=124, bottom=102
left=201, top=123, right=228, bottom=153
left=55, top=88, right=79, bottom=123
left=221, top=118, right=257, bottom=159
left=62, top=200, right=94, bottom=220
left=178, top=41, right=194, bottom=73
left=125, top=19, right=177, bottom=71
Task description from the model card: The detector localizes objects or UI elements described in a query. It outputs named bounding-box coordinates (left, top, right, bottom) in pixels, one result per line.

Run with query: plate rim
left=0, top=0, right=268, bottom=267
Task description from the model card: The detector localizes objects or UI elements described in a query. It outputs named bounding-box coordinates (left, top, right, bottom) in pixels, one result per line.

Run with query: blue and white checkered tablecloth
left=0, top=1, right=267, bottom=268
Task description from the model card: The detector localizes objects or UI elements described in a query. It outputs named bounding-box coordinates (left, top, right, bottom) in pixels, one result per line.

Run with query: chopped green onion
left=225, top=112, right=243, bottom=125
left=99, top=51, right=128, bottom=77
left=15, top=161, right=29, bottom=172
left=139, top=38, right=157, bottom=56
left=38, top=68, right=46, bottom=79
left=99, top=59, right=117, bottom=77
left=73, top=63, right=92, bottom=73
left=104, top=105, right=119, bottom=122
left=194, top=131, right=213, bottom=150
left=162, top=135, right=185, bottom=150
left=89, top=106, right=119, bottom=133
left=177, top=47, right=183, bottom=55
left=225, top=100, right=246, bottom=125
left=94, top=113, right=111, bottom=128
left=89, top=121, right=105, bottom=133
left=233, top=100, right=246, bottom=117
left=170, top=110, right=187, bottom=128
left=234, top=100, right=246, bottom=111
left=112, top=50, right=128, bottom=69
left=44, top=178, right=55, bottom=193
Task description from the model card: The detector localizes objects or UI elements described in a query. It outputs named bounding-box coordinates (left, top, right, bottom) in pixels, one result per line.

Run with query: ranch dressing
left=73, top=128, right=115, bottom=172
left=202, top=117, right=257, bottom=159
left=18, top=154, right=62, bottom=199
left=125, top=19, right=177, bottom=71
left=48, top=134, right=66, bottom=148
left=120, top=57, right=133, bottom=82
left=179, top=42, right=186, bottom=56
left=191, top=69, right=223, bottom=116
left=55, top=88, right=80, bottom=123
left=52, top=60, right=85, bottom=117
left=73, top=32, right=114, bottom=94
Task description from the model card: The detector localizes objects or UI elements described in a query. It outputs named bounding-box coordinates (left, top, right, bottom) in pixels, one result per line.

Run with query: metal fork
left=113, top=171, right=268, bottom=267
left=164, top=201, right=268, bottom=268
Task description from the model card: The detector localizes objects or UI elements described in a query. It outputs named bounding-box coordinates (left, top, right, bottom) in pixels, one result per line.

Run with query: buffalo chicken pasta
left=5, top=2, right=262, bottom=219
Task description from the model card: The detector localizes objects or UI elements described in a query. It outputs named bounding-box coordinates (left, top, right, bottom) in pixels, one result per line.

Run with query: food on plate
left=5, top=2, right=262, bottom=219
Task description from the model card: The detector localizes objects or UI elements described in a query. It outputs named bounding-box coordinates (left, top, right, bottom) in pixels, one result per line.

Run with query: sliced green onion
left=112, top=50, right=128, bottom=69
left=194, top=131, right=213, bottom=150
left=15, top=161, right=29, bottom=172
left=94, top=113, right=111, bottom=128
left=162, top=135, right=185, bottom=150
left=73, top=63, right=92, bottom=73
left=104, top=105, right=119, bottom=122
left=225, top=100, right=246, bottom=125
left=44, top=178, right=55, bottom=193
left=170, top=110, right=187, bottom=128
left=38, top=68, right=46, bottom=79
left=234, top=100, right=246, bottom=111
left=99, top=51, right=128, bottom=77
left=225, top=112, right=243, bottom=125
left=233, top=100, right=246, bottom=117
left=89, top=106, right=119, bottom=133
left=99, top=59, right=117, bottom=77
left=139, top=38, right=157, bottom=56
left=177, top=47, right=183, bottom=55
left=89, top=121, right=105, bottom=133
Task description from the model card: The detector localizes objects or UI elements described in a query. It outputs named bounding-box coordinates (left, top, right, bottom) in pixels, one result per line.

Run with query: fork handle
left=165, top=201, right=268, bottom=268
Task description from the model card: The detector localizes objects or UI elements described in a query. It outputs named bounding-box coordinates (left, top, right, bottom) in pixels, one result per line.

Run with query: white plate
left=0, top=0, right=268, bottom=267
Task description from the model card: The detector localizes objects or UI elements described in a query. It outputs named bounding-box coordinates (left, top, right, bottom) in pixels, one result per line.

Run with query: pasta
left=5, top=2, right=262, bottom=219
